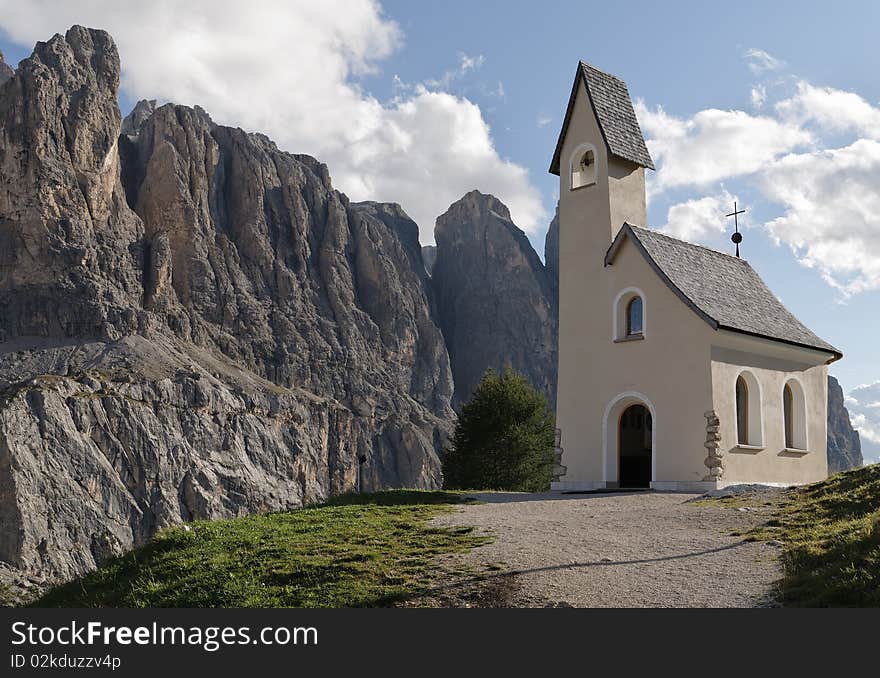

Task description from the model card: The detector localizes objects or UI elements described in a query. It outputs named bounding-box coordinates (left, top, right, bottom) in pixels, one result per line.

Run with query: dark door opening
left=619, top=404, right=652, bottom=488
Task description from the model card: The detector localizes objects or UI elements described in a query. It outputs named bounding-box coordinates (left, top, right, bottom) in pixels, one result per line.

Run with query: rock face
left=0, top=27, right=453, bottom=581
left=430, top=191, right=557, bottom=408
left=422, top=245, right=437, bottom=276
left=0, top=50, right=13, bottom=85
left=120, top=98, right=156, bottom=135
left=827, top=376, right=863, bottom=473
left=544, top=205, right=559, bottom=314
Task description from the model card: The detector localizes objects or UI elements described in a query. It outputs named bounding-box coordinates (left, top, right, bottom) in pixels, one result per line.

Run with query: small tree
left=443, top=368, right=555, bottom=492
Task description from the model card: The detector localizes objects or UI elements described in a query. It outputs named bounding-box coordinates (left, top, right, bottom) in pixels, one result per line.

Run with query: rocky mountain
left=0, top=27, right=453, bottom=582
left=0, top=51, right=12, bottom=85
left=429, top=191, right=557, bottom=408
left=827, top=376, right=863, bottom=472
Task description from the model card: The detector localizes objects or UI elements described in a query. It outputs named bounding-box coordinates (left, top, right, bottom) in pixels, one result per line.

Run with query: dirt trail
left=434, top=491, right=781, bottom=607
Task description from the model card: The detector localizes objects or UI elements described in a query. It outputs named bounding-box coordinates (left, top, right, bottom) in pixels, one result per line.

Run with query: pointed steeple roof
left=550, top=61, right=654, bottom=175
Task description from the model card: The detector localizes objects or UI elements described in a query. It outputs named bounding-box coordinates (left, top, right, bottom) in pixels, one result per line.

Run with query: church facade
left=551, top=62, right=841, bottom=492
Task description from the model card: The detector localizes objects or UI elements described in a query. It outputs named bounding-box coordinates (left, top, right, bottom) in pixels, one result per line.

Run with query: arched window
left=734, top=371, right=763, bottom=448
left=570, top=143, right=597, bottom=190
left=783, top=379, right=808, bottom=450
left=626, top=297, right=643, bottom=336
left=783, top=384, right=793, bottom=447
left=613, top=288, right=646, bottom=341
left=736, top=377, right=749, bottom=445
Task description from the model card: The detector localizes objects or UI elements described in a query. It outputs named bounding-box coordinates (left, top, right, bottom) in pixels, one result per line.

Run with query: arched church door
left=619, top=404, right=652, bottom=488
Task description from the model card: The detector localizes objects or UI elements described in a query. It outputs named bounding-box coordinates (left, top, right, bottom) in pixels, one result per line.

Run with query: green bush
left=443, top=368, right=555, bottom=492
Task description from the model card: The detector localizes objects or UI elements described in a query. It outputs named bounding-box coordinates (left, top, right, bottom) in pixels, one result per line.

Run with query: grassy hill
left=747, top=464, right=880, bottom=606
left=31, top=465, right=880, bottom=608
left=34, top=491, right=493, bottom=608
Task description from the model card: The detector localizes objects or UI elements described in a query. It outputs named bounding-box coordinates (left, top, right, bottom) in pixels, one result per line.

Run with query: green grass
left=34, top=490, right=491, bottom=608
left=748, top=464, right=880, bottom=607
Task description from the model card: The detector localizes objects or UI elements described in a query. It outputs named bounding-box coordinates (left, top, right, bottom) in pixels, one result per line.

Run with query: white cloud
left=536, top=114, right=553, bottom=128
left=0, top=1, right=545, bottom=240
left=459, top=53, right=484, bottom=74
left=847, top=382, right=880, bottom=462
left=635, top=100, right=811, bottom=190
left=745, top=48, right=785, bottom=74
left=760, top=140, right=880, bottom=294
left=750, top=85, right=767, bottom=109
left=660, top=191, right=735, bottom=241
left=423, top=52, right=485, bottom=90
left=776, top=81, right=880, bottom=139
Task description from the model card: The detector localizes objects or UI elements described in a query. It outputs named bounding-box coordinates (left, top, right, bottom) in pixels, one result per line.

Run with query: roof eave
left=716, top=325, right=843, bottom=364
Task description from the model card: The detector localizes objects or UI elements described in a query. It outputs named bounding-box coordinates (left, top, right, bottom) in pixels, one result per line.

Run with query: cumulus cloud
left=660, top=191, right=736, bottom=241
left=760, top=140, right=880, bottom=294
left=0, top=0, right=545, bottom=240
left=635, top=101, right=811, bottom=191
left=776, top=81, right=880, bottom=139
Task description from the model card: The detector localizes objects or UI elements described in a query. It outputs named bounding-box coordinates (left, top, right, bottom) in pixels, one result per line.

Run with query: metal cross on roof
left=726, top=201, right=746, bottom=257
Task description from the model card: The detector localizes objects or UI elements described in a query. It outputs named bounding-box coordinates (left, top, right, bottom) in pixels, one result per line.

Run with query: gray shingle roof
left=550, top=61, right=655, bottom=175
left=605, top=224, right=841, bottom=360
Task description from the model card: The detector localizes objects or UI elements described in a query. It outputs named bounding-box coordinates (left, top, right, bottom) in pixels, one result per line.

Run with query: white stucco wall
left=711, top=342, right=829, bottom=486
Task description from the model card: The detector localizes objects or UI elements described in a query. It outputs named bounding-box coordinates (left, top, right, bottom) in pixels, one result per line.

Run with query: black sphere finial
left=726, top=201, right=746, bottom=258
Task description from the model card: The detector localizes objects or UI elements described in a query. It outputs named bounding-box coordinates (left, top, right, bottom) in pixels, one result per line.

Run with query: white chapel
left=551, top=62, right=841, bottom=491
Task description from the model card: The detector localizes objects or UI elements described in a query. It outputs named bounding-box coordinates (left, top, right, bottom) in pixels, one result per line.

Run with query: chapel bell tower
left=550, top=61, right=655, bottom=488
left=550, top=61, right=654, bottom=258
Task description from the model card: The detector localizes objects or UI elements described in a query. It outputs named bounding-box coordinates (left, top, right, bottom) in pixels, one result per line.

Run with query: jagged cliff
left=429, top=191, right=557, bottom=408
left=827, top=376, right=863, bottom=472
left=0, top=51, right=13, bottom=85
left=0, top=27, right=453, bottom=582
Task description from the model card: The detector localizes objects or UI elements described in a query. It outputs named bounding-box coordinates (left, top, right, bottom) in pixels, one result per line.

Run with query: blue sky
left=0, top=0, right=877, bottom=457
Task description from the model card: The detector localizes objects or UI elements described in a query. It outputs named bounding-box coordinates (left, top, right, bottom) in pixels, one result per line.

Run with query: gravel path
left=433, top=491, right=782, bottom=608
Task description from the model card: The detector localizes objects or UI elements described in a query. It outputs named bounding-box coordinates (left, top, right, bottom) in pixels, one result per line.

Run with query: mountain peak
left=121, top=99, right=158, bottom=135
left=430, top=192, right=556, bottom=407
left=444, top=190, right=512, bottom=224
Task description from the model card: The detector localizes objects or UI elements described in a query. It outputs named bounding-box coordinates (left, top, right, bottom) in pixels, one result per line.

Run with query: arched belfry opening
left=618, top=404, right=652, bottom=488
